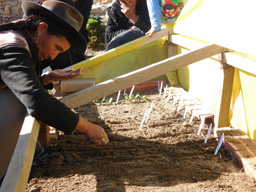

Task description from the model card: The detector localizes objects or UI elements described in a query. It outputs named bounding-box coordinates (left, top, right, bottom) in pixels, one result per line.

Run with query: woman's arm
left=0, top=46, right=109, bottom=145
left=146, top=0, right=162, bottom=35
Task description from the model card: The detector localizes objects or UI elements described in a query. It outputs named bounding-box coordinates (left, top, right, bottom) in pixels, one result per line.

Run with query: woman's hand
left=146, top=29, right=159, bottom=37
left=120, top=0, right=138, bottom=24
left=75, top=116, right=109, bottom=146
left=42, top=68, right=82, bottom=85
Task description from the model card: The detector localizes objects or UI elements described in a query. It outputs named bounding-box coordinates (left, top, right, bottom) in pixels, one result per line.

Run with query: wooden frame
left=0, top=116, right=40, bottom=192
left=3, top=30, right=256, bottom=191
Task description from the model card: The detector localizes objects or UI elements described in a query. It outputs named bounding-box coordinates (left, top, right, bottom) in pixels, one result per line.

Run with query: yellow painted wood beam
left=61, top=44, right=227, bottom=109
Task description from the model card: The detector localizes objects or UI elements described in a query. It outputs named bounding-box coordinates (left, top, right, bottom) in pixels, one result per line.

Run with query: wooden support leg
left=216, top=62, right=235, bottom=128
left=38, top=122, right=50, bottom=149
left=166, top=35, right=178, bottom=85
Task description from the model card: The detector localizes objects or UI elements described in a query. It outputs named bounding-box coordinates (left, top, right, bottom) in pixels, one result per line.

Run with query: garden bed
left=26, top=87, right=256, bottom=191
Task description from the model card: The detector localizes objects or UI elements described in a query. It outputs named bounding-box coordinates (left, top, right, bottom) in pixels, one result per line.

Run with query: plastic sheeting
left=175, top=0, right=256, bottom=57
left=172, top=0, right=256, bottom=141
left=70, top=36, right=168, bottom=84
left=230, top=69, right=256, bottom=140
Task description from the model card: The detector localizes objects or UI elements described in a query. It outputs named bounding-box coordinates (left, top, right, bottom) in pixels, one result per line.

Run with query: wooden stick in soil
left=214, top=133, right=225, bottom=155
left=163, top=85, right=168, bottom=98
left=204, top=123, right=213, bottom=143
left=139, top=109, right=148, bottom=130
left=166, top=88, right=172, bottom=103
left=145, top=102, right=154, bottom=123
left=116, top=90, right=121, bottom=104
left=129, top=85, right=135, bottom=99
left=159, top=81, right=163, bottom=96
left=197, top=115, right=206, bottom=135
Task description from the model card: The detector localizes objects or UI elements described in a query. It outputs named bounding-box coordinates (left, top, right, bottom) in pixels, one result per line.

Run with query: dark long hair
left=0, top=15, right=42, bottom=32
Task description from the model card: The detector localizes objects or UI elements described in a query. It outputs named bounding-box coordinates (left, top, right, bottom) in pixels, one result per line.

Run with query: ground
left=26, top=88, right=256, bottom=192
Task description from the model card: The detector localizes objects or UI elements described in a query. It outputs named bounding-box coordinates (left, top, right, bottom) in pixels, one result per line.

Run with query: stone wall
left=0, top=0, right=23, bottom=24
left=1, top=0, right=112, bottom=24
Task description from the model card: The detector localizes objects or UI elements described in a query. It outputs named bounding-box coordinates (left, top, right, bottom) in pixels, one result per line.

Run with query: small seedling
left=134, top=93, right=142, bottom=102
left=125, top=93, right=147, bottom=102
left=125, top=93, right=132, bottom=102
left=93, top=99, right=101, bottom=103
left=99, top=97, right=113, bottom=104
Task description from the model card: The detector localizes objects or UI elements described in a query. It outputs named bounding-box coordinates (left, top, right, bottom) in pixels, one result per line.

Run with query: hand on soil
left=76, top=116, right=109, bottom=146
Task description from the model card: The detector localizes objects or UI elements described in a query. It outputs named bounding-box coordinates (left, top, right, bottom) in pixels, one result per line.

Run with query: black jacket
left=0, top=30, right=79, bottom=134
left=105, top=0, right=151, bottom=45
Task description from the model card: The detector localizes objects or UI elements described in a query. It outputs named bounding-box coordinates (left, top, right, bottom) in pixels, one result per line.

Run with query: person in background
left=105, top=0, right=151, bottom=51
left=146, top=0, right=184, bottom=36
left=72, top=0, right=93, bottom=49
left=0, top=0, right=109, bottom=181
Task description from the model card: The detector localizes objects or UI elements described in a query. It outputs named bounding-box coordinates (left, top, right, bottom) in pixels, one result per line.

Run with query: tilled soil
left=26, top=88, right=256, bottom=192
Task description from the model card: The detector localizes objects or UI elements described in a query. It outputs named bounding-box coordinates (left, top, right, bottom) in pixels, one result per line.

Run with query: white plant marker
left=177, top=93, right=184, bottom=112
left=123, top=89, right=126, bottom=95
left=129, top=85, right=135, bottom=99
left=183, top=99, right=190, bottom=119
left=163, top=85, right=168, bottom=98
left=159, top=81, right=163, bottom=96
left=214, top=133, right=225, bottom=155
left=166, top=88, right=172, bottom=103
left=189, top=110, right=195, bottom=124
left=145, top=102, right=154, bottom=123
left=189, top=101, right=199, bottom=123
left=197, top=115, right=206, bottom=135
left=139, top=109, right=148, bottom=130
left=109, top=98, right=113, bottom=103
left=213, top=127, right=217, bottom=138
left=116, top=90, right=121, bottom=104
left=101, top=97, right=106, bottom=103
left=172, top=96, right=177, bottom=106
left=204, top=123, right=212, bottom=143
left=172, top=89, right=181, bottom=106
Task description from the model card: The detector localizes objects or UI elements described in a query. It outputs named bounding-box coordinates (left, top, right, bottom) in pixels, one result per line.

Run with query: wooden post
left=37, top=122, right=50, bottom=149
left=216, top=53, right=235, bottom=128
left=166, top=34, right=178, bottom=85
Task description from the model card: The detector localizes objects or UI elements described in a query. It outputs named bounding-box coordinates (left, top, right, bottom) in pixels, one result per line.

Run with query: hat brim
left=22, top=1, right=87, bottom=54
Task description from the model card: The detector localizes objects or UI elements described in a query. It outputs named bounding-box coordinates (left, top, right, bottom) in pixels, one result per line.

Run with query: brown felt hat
left=22, top=0, right=87, bottom=53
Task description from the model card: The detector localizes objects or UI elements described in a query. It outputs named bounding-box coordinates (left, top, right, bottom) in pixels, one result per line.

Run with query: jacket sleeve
left=134, top=0, right=151, bottom=33
left=0, top=46, right=79, bottom=134
left=146, top=0, right=162, bottom=31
